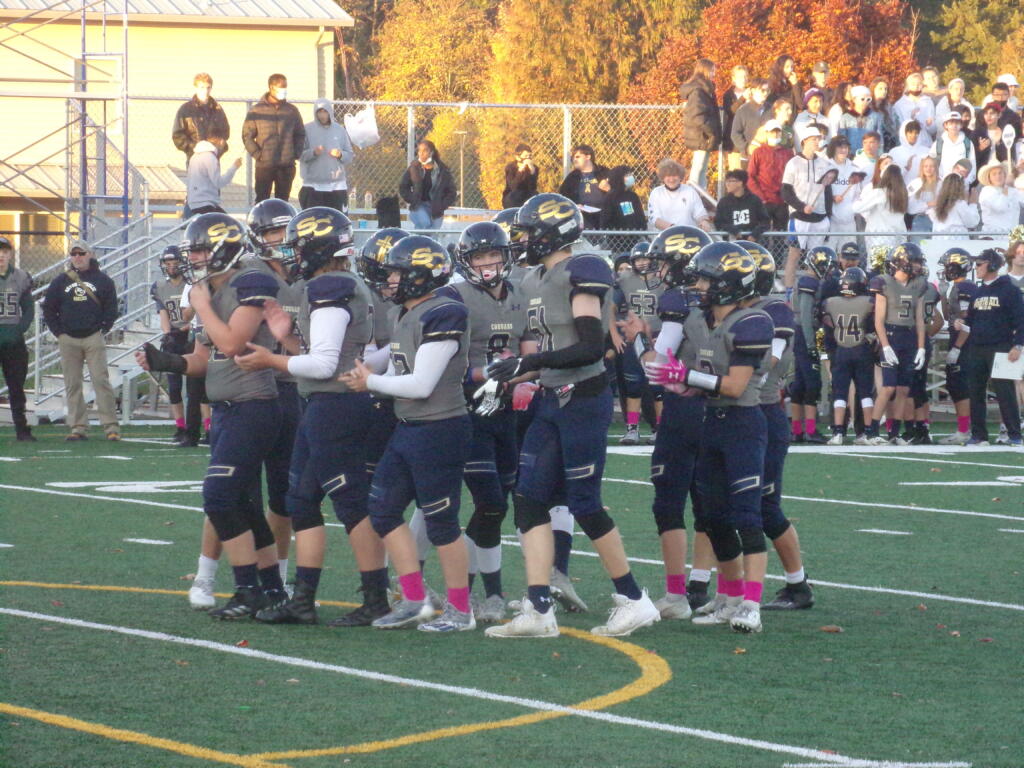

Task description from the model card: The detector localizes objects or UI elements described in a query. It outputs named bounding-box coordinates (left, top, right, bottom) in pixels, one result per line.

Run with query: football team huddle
left=140, top=191, right=1010, bottom=639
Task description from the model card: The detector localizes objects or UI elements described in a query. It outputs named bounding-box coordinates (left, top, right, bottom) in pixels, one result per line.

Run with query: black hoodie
left=42, top=258, right=119, bottom=337
left=599, top=166, right=647, bottom=231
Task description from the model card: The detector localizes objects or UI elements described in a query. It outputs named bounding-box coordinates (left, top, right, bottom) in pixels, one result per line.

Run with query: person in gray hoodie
left=184, top=140, right=241, bottom=218
left=299, top=99, right=355, bottom=212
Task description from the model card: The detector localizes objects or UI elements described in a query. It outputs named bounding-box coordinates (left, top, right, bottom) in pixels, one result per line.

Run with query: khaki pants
left=727, top=152, right=745, bottom=171
left=58, top=331, right=119, bottom=434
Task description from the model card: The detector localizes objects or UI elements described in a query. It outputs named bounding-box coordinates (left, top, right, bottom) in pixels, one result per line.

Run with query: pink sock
left=447, top=586, right=470, bottom=613
left=665, top=573, right=687, bottom=596
left=805, top=418, right=816, bottom=434
left=885, top=418, right=893, bottom=432
left=744, top=581, right=764, bottom=603
left=398, top=571, right=425, bottom=602
left=626, top=411, right=640, bottom=426
left=792, top=420, right=804, bottom=437
left=957, top=415, right=970, bottom=433
left=722, top=579, right=744, bottom=598
left=203, top=417, right=212, bottom=431
left=175, top=417, right=185, bottom=428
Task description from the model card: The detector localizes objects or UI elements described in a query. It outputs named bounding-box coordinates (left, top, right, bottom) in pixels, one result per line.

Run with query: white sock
left=476, top=544, right=501, bottom=574
left=785, top=568, right=806, bottom=585
left=549, top=505, right=573, bottom=534
left=278, top=558, right=289, bottom=581
left=465, top=534, right=479, bottom=575
left=196, top=555, right=218, bottom=580
left=689, top=568, right=712, bottom=584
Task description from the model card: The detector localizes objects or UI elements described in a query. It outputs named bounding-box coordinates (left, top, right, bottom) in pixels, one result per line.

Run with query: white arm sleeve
left=653, top=320, right=684, bottom=362
left=771, top=337, right=788, bottom=361
left=362, top=344, right=391, bottom=373
left=286, top=306, right=349, bottom=380
left=366, top=339, right=458, bottom=399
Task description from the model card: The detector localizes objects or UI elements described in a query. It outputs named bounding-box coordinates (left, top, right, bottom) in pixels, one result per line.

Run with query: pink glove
left=512, top=381, right=540, bottom=411
left=645, top=349, right=689, bottom=387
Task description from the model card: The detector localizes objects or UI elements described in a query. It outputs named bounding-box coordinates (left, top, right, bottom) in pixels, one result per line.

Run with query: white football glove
left=913, top=347, right=926, bottom=370
left=946, top=347, right=960, bottom=365
left=472, top=378, right=503, bottom=417
left=882, top=345, right=899, bottom=366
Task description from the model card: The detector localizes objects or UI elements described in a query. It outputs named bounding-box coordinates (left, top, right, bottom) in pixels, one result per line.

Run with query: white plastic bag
left=344, top=105, right=380, bottom=149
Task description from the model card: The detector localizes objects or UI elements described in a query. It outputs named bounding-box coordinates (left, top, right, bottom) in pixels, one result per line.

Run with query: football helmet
left=735, top=241, right=775, bottom=296
left=382, top=235, right=453, bottom=303
left=358, top=227, right=409, bottom=294
left=159, top=245, right=183, bottom=279
left=514, top=193, right=583, bottom=265
left=839, top=241, right=861, bottom=263
left=180, top=212, right=246, bottom=284
left=803, top=245, right=836, bottom=280
left=247, top=198, right=297, bottom=260
left=888, top=242, right=925, bottom=276
left=492, top=207, right=527, bottom=259
left=839, top=267, right=868, bottom=296
left=283, top=207, right=355, bottom=281
left=644, top=225, right=712, bottom=289
left=692, top=242, right=757, bottom=306
left=456, top=221, right=513, bottom=288
left=939, top=247, right=972, bottom=280
left=972, top=247, right=1005, bottom=272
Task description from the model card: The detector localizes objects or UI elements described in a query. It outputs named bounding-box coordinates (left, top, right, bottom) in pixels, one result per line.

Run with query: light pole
left=454, top=130, right=467, bottom=207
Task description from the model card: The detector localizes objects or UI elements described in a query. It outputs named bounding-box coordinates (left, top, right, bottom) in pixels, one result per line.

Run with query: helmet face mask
left=284, top=208, right=355, bottom=282
left=457, top=221, right=514, bottom=288
left=492, top=208, right=527, bottom=261
left=940, top=248, right=972, bottom=280
left=804, top=246, right=837, bottom=280
left=159, top=246, right=183, bottom=279
left=514, top=193, right=583, bottom=266
left=646, top=225, right=712, bottom=290
left=180, top=212, right=246, bottom=285
left=692, top=242, right=757, bottom=307
left=358, top=227, right=409, bottom=298
left=382, top=235, right=453, bottom=304
left=888, top=242, right=925, bottom=277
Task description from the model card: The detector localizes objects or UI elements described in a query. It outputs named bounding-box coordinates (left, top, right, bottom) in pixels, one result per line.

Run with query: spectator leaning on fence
left=680, top=57, right=722, bottom=189
left=646, top=158, right=711, bottom=231
left=0, top=236, right=35, bottom=441
left=172, top=72, right=230, bottom=162
left=558, top=144, right=609, bottom=230
left=298, top=99, right=354, bottom=212
left=599, top=165, right=647, bottom=233
left=41, top=241, right=120, bottom=442
left=501, top=144, right=539, bottom=208
left=242, top=73, right=306, bottom=203
left=747, top=119, right=794, bottom=231
left=399, top=139, right=457, bottom=230
left=185, top=141, right=241, bottom=218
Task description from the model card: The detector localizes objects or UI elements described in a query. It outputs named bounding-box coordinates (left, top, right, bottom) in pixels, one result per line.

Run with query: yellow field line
left=0, top=702, right=289, bottom=768
left=252, top=626, right=672, bottom=760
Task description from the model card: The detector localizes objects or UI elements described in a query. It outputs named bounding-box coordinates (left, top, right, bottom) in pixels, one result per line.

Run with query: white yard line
left=122, top=538, right=174, bottom=545
left=857, top=529, right=913, bottom=536
left=998, top=529, right=1024, bottom=534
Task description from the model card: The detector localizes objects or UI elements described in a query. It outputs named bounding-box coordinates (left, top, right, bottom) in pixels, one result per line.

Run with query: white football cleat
left=590, top=590, right=660, bottom=637
left=852, top=434, right=869, bottom=445
left=550, top=567, right=588, bottom=613
left=654, top=592, right=692, bottom=620
left=866, top=435, right=890, bottom=446
left=730, top=600, right=763, bottom=633
left=485, top=598, right=559, bottom=638
left=939, top=431, right=970, bottom=445
left=692, top=595, right=742, bottom=625
left=188, top=576, right=216, bottom=610
left=474, top=594, right=507, bottom=623
left=826, top=433, right=844, bottom=446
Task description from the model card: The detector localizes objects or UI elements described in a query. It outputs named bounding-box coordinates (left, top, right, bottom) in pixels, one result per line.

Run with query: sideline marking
left=0, top=456, right=20, bottom=462
left=836, top=453, right=1024, bottom=471
left=123, top=538, right=174, bottom=546
left=0, top=483, right=204, bottom=513
left=857, top=529, right=913, bottom=536
left=998, top=528, right=1024, bottom=534
left=0, top=543, right=12, bottom=548
left=0, top=607, right=894, bottom=767
left=0, top=702, right=287, bottom=768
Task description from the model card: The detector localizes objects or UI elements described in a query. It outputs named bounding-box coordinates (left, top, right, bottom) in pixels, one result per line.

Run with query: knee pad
left=706, top=520, right=741, bottom=562
left=653, top=504, right=686, bottom=535
left=250, top=512, right=276, bottom=551
left=465, top=504, right=507, bottom=549
left=738, top=526, right=768, bottom=555
left=575, top=506, right=615, bottom=541
left=423, top=500, right=461, bottom=547
left=513, top=494, right=551, bottom=534
left=763, top=516, right=791, bottom=541
left=290, top=506, right=326, bottom=534
left=861, top=397, right=874, bottom=411
left=833, top=399, right=847, bottom=410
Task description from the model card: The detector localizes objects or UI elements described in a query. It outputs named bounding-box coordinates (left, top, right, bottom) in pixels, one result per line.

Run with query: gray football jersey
left=616, top=272, right=664, bottom=334
left=389, top=293, right=470, bottom=421
left=507, top=264, right=531, bottom=289
left=920, top=281, right=941, bottom=329
left=370, top=289, right=395, bottom=347
left=200, top=268, right=280, bottom=403
left=518, top=254, right=613, bottom=388
left=0, top=266, right=32, bottom=328
left=751, top=296, right=796, bottom=405
left=677, top=309, right=709, bottom=367
left=696, top=307, right=774, bottom=407
left=151, top=278, right=190, bottom=330
left=243, top=256, right=301, bottom=383
left=446, top=281, right=528, bottom=372
left=870, top=273, right=923, bottom=327
left=823, top=295, right=874, bottom=349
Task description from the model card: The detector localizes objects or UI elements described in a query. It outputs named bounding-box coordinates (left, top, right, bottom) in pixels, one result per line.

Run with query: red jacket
left=747, top=145, right=793, bottom=206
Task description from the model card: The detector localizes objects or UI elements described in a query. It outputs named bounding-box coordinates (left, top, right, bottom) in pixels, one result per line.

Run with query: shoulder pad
left=761, top=299, right=795, bottom=338
left=567, top=254, right=613, bottom=296
left=421, top=300, right=468, bottom=340
left=797, top=275, right=819, bottom=294
left=657, top=289, right=695, bottom=322
left=868, top=275, right=887, bottom=294
left=233, top=270, right=280, bottom=306
left=307, top=273, right=357, bottom=306
left=435, top=283, right=465, bottom=303
left=730, top=311, right=774, bottom=352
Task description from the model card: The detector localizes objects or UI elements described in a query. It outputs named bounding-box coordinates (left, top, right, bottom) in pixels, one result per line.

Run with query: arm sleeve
left=300, top=127, right=315, bottom=163
left=42, top=279, right=61, bottom=334
left=367, top=339, right=458, bottom=399
left=100, top=276, right=119, bottom=330
left=654, top=320, right=683, bottom=359
left=781, top=183, right=804, bottom=211
left=688, top=188, right=708, bottom=223
left=646, top=187, right=661, bottom=228
left=293, top=115, right=306, bottom=160
left=398, top=168, right=414, bottom=204
left=340, top=127, right=354, bottom=166
left=150, top=281, right=163, bottom=311
left=286, top=306, right=349, bottom=379
left=362, top=344, right=391, bottom=373
left=1007, top=285, right=1024, bottom=347
left=528, top=315, right=605, bottom=370
left=219, top=161, right=240, bottom=188
left=171, top=105, right=193, bottom=155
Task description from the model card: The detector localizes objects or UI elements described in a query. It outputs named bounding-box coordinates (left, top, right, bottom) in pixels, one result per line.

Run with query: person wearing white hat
left=836, top=85, right=883, bottom=155
left=978, top=163, right=1024, bottom=234
left=747, top=118, right=795, bottom=231
left=781, top=124, right=835, bottom=288
left=894, top=72, right=937, bottom=141
left=928, top=112, right=977, bottom=185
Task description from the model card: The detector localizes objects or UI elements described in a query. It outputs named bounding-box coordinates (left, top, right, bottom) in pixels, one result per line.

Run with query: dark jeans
left=0, top=340, right=29, bottom=430
left=298, top=187, right=349, bottom=212
left=764, top=202, right=789, bottom=231
left=966, top=343, right=1021, bottom=441
left=255, top=164, right=297, bottom=203
left=182, top=204, right=225, bottom=219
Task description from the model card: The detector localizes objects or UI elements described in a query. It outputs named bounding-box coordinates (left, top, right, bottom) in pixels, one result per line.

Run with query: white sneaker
left=188, top=576, right=216, bottom=610
left=654, top=592, right=692, bottom=620
left=485, top=598, right=559, bottom=638
left=866, top=435, right=890, bottom=446
left=826, top=433, right=844, bottom=446
left=939, top=431, right=970, bottom=445
left=692, top=595, right=741, bottom=625
left=729, top=600, right=763, bottom=633
left=590, top=590, right=660, bottom=637
left=693, top=592, right=725, bottom=617
left=550, top=567, right=588, bottom=613
left=474, top=594, right=507, bottom=623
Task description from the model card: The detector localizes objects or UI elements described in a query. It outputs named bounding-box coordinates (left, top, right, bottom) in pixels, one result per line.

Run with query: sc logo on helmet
left=537, top=200, right=576, bottom=221
left=721, top=254, right=753, bottom=272
left=206, top=222, right=242, bottom=243
left=410, top=247, right=444, bottom=269
left=296, top=216, right=335, bottom=239
left=664, top=235, right=702, bottom=255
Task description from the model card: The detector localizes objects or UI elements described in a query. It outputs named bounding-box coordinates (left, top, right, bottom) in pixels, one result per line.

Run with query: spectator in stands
left=599, top=165, right=646, bottom=232
left=501, top=143, right=539, bottom=208
left=929, top=113, right=977, bottom=186
left=766, top=54, right=801, bottom=112
left=853, top=131, right=883, bottom=178
left=0, top=236, right=35, bottom=441
left=399, top=139, right=457, bottom=229
left=852, top=164, right=908, bottom=248
left=810, top=62, right=834, bottom=112
left=172, top=72, right=230, bottom=162
left=890, top=120, right=928, bottom=184
left=749, top=99, right=794, bottom=152
left=558, top=144, right=609, bottom=229
left=680, top=57, right=721, bottom=189
left=935, top=78, right=973, bottom=128
left=242, top=73, right=306, bottom=203
left=989, top=82, right=1023, bottom=135
left=894, top=72, right=937, bottom=142
left=646, top=158, right=711, bottom=231
left=722, top=65, right=750, bottom=171
left=975, top=103, right=1009, bottom=168
left=42, top=241, right=120, bottom=441
left=298, top=99, right=354, bottom=212
left=978, top=163, right=1024, bottom=233
left=871, top=78, right=899, bottom=151
left=794, top=89, right=827, bottom=134
left=928, top=172, right=980, bottom=233
left=998, top=73, right=1020, bottom=113
left=782, top=125, right=833, bottom=287
left=184, top=141, right=241, bottom=218
left=731, top=78, right=771, bottom=167
left=922, top=67, right=945, bottom=104
left=714, top=169, right=770, bottom=241
left=747, top=119, right=793, bottom=232
left=837, top=85, right=882, bottom=157
left=907, top=155, right=940, bottom=234
left=826, top=135, right=865, bottom=237
left=827, top=81, right=853, bottom=138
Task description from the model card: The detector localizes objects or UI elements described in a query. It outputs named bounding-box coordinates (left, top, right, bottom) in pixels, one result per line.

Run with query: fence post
left=33, top=307, right=41, bottom=408
left=245, top=100, right=254, bottom=210
left=562, top=106, right=572, bottom=178
left=406, top=106, right=416, bottom=166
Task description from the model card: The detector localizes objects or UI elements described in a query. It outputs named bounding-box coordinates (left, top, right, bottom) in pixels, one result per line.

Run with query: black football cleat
left=16, top=429, right=37, bottom=442
left=789, top=433, right=805, bottom=444
left=803, top=431, right=827, bottom=445
left=686, top=584, right=712, bottom=612
left=209, top=586, right=263, bottom=620
left=255, top=581, right=318, bottom=624
left=327, top=586, right=390, bottom=627
left=763, top=582, right=815, bottom=611
left=171, top=427, right=188, bottom=444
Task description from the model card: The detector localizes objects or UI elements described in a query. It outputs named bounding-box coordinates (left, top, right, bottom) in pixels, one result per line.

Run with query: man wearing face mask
left=747, top=120, right=794, bottom=232
left=242, top=74, right=306, bottom=203
left=599, top=165, right=647, bottom=233
left=172, top=73, right=230, bottom=162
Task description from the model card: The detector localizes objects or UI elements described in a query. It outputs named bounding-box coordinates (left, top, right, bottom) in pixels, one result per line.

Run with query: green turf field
left=1, top=424, right=1022, bottom=768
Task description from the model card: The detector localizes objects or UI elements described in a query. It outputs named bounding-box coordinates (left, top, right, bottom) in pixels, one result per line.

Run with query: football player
left=445, top=221, right=536, bottom=622
left=150, top=246, right=191, bottom=443
left=341, top=235, right=476, bottom=633
left=484, top=193, right=658, bottom=639
left=137, top=212, right=285, bottom=619
left=648, top=242, right=775, bottom=633
left=234, top=208, right=389, bottom=626
left=789, top=246, right=834, bottom=444
left=822, top=267, right=875, bottom=446
left=866, top=243, right=927, bottom=445
left=904, top=262, right=943, bottom=444
left=937, top=248, right=976, bottom=444
left=492, top=207, right=530, bottom=286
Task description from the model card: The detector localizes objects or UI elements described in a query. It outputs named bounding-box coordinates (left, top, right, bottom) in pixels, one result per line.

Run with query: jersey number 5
left=527, top=306, right=553, bottom=352
left=391, top=351, right=411, bottom=376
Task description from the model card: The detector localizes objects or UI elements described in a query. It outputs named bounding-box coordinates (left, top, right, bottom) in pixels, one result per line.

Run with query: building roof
left=0, top=0, right=353, bottom=28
